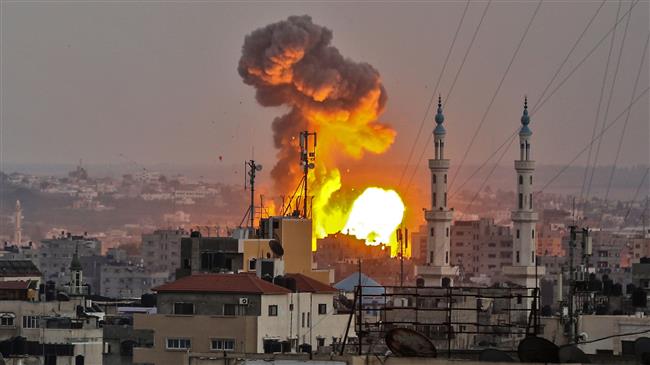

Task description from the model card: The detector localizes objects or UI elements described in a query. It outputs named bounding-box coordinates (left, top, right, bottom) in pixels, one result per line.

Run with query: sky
left=2, top=0, right=649, bottom=182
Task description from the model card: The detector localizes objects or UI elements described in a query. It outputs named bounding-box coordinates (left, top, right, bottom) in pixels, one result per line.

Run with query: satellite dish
left=478, top=348, right=515, bottom=362
left=385, top=328, right=436, bottom=357
left=558, top=345, right=590, bottom=363
left=255, top=164, right=263, bottom=171
left=518, top=336, right=559, bottom=363
left=634, top=337, right=650, bottom=365
left=269, top=239, right=284, bottom=257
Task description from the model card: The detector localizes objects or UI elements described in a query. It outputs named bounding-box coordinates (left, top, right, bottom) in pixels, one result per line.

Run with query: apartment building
left=39, top=233, right=102, bottom=288
left=141, top=229, right=189, bottom=280
left=133, top=272, right=351, bottom=364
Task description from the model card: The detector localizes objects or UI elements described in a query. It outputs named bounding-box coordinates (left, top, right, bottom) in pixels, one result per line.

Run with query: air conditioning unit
left=239, top=297, right=249, bottom=305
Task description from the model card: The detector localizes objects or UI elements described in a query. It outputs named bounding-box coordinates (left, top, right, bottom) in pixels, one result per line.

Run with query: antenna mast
left=245, top=160, right=263, bottom=228
left=299, top=131, right=317, bottom=218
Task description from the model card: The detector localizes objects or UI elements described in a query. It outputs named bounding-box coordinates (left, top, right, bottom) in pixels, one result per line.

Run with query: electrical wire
left=585, top=0, right=627, bottom=202
left=538, top=86, right=649, bottom=194
left=623, top=168, right=649, bottom=222
left=453, top=0, right=640, bottom=205
left=602, top=31, right=649, bottom=221
left=397, top=0, right=471, bottom=188
left=448, top=0, right=543, bottom=192
left=402, top=0, right=492, bottom=193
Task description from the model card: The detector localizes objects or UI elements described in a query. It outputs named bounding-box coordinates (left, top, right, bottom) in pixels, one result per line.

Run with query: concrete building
left=39, top=233, right=102, bottom=288
left=133, top=273, right=351, bottom=364
left=0, top=295, right=103, bottom=364
left=0, top=260, right=42, bottom=289
left=415, top=97, right=459, bottom=286
left=176, top=233, right=243, bottom=279
left=141, top=229, right=189, bottom=280
left=100, top=264, right=167, bottom=299
left=503, top=98, right=544, bottom=288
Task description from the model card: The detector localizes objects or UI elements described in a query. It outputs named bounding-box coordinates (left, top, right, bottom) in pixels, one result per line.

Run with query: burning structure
left=238, top=15, right=404, bottom=253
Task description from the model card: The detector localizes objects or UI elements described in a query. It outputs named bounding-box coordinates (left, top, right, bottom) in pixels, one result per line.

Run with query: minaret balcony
left=425, top=209, right=453, bottom=221
left=514, top=160, right=535, bottom=171
left=429, top=159, right=450, bottom=170
left=511, top=210, right=538, bottom=222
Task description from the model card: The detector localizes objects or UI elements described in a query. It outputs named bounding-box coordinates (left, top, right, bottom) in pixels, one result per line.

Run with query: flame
left=342, top=187, right=405, bottom=248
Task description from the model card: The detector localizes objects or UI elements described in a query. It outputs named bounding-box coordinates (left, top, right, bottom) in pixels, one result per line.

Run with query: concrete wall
left=157, top=292, right=263, bottom=316
left=133, top=313, right=257, bottom=365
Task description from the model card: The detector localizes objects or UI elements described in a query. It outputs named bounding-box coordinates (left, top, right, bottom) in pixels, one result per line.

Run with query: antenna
left=245, top=160, right=263, bottom=229
left=299, top=131, right=317, bottom=218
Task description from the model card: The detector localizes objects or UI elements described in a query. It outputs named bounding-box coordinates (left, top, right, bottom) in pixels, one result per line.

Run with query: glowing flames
left=343, top=187, right=405, bottom=247
left=239, top=16, right=405, bottom=254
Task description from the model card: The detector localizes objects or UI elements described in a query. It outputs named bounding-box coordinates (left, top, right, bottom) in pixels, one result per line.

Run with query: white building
left=415, top=97, right=459, bottom=286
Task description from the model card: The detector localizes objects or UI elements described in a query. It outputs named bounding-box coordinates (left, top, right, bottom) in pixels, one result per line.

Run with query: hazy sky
left=2, top=1, right=649, bottom=177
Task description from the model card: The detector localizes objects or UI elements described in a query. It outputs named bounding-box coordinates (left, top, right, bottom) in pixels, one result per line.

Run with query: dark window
left=532, top=229, right=535, bottom=239
left=433, top=193, right=437, bottom=207
left=249, top=258, right=256, bottom=271
left=318, top=304, right=327, bottom=314
left=516, top=251, right=520, bottom=263
left=516, top=229, right=520, bottom=239
left=268, top=305, right=278, bottom=316
left=429, top=251, right=434, bottom=264
left=433, top=175, right=436, bottom=184
left=445, top=251, right=449, bottom=264
left=211, top=339, right=235, bottom=351
left=529, top=194, right=533, bottom=209
left=307, top=312, right=310, bottom=327
left=530, top=176, right=532, bottom=184
left=519, top=175, right=523, bottom=185
left=444, top=174, right=447, bottom=183
left=223, top=304, right=237, bottom=316
left=430, top=228, right=434, bottom=237
left=444, top=193, right=447, bottom=207
left=173, top=302, right=194, bottom=315
left=519, top=193, right=523, bottom=209
left=75, top=355, right=84, bottom=365
left=317, top=338, right=325, bottom=348
left=446, top=228, right=449, bottom=237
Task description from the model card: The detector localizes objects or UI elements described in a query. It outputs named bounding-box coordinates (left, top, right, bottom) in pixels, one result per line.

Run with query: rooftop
left=0, top=260, right=41, bottom=277
left=285, top=273, right=337, bottom=293
left=153, top=273, right=291, bottom=295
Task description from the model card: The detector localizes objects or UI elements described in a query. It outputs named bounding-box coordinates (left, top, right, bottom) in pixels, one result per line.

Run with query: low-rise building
left=39, top=233, right=102, bottom=288
left=133, top=272, right=351, bottom=364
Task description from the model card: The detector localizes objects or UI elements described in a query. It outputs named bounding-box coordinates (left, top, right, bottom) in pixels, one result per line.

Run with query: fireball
left=342, top=187, right=405, bottom=247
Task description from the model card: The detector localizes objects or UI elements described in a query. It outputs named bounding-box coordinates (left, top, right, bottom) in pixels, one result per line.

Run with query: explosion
left=239, top=15, right=404, bottom=254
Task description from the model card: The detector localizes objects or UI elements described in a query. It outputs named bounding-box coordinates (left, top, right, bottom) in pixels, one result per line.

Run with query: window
left=531, top=251, right=535, bottom=264
left=444, top=193, right=447, bottom=207
left=0, top=314, right=15, bottom=327
left=429, top=251, right=434, bottom=264
left=317, top=338, right=325, bottom=348
left=211, top=339, right=235, bottom=351
left=446, top=228, right=449, bottom=237
left=516, top=251, right=520, bottom=263
left=166, top=338, right=191, bottom=350
left=173, top=302, right=194, bottom=315
left=433, top=193, right=437, bottom=207
left=307, top=312, right=310, bottom=327
left=433, top=175, right=436, bottom=184
left=519, top=175, right=523, bottom=185
left=529, top=194, right=533, bottom=209
left=318, top=304, right=327, bottom=315
left=430, top=228, right=435, bottom=237
left=249, top=258, right=257, bottom=271
left=530, top=176, right=532, bottom=184
left=23, top=315, right=39, bottom=329
left=519, top=193, right=523, bottom=209
left=516, top=229, right=520, bottom=239
left=301, top=312, right=305, bottom=327
left=444, top=174, right=447, bottom=183
left=445, top=251, right=449, bottom=264
left=532, top=229, right=535, bottom=239
left=223, top=304, right=238, bottom=316
left=268, top=305, right=278, bottom=316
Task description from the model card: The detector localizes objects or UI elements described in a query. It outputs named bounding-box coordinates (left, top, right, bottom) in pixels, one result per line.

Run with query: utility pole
left=299, top=131, right=317, bottom=218
left=245, top=160, right=263, bottom=229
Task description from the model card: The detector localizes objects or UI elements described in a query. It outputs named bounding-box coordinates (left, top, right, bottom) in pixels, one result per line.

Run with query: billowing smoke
left=238, top=15, right=398, bottom=249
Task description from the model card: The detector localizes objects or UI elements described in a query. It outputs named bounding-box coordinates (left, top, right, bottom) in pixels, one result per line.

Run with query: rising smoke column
left=238, top=15, right=396, bottom=246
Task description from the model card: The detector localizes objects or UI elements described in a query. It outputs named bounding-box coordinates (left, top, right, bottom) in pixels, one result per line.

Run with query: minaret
left=69, top=245, right=85, bottom=296
left=503, top=98, right=544, bottom=288
left=415, top=96, right=459, bottom=287
left=14, top=200, right=22, bottom=245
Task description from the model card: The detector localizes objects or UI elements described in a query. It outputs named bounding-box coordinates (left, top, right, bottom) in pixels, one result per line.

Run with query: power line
left=448, top=0, right=543, bottom=192
left=402, top=0, right=492, bottom=193
left=587, top=0, right=632, bottom=202
left=397, top=0, right=471, bottom=187
left=538, top=86, right=649, bottom=194
left=453, top=0, right=640, bottom=204
left=450, top=1, right=605, bottom=200
left=604, top=31, right=649, bottom=212
left=531, top=0, right=607, bottom=111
